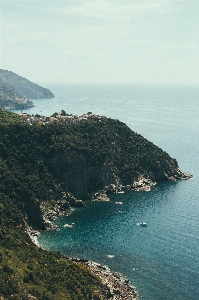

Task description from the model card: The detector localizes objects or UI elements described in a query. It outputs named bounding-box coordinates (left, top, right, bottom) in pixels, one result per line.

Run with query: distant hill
left=0, top=78, right=24, bottom=100
left=0, top=69, right=54, bottom=99
left=0, top=78, right=34, bottom=110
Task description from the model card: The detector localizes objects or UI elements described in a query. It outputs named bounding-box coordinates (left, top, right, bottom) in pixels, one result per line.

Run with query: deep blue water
left=14, top=84, right=199, bottom=299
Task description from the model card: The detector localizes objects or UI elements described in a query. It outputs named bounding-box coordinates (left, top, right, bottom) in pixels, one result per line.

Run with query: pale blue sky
left=0, top=0, right=198, bottom=84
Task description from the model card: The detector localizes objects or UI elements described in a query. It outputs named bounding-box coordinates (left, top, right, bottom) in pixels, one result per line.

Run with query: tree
left=61, top=110, right=67, bottom=116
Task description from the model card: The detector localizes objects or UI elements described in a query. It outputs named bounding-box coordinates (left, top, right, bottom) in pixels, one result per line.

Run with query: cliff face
left=49, top=150, right=118, bottom=200
left=0, top=69, right=54, bottom=99
left=47, top=119, right=184, bottom=200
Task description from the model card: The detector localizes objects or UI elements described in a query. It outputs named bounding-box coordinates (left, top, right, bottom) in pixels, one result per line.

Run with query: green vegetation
left=0, top=69, right=54, bottom=99
left=0, top=79, right=24, bottom=100
left=0, top=109, right=24, bottom=123
left=0, top=192, right=102, bottom=299
left=0, top=79, right=34, bottom=110
left=0, top=78, right=34, bottom=110
left=0, top=69, right=54, bottom=110
left=0, top=110, right=180, bottom=299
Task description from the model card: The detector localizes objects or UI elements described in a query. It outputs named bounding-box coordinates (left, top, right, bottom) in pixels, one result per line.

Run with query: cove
left=38, top=178, right=199, bottom=300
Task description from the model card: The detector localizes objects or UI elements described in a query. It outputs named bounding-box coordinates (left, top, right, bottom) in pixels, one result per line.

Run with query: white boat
left=107, top=254, right=115, bottom=258
left=140, top=222, right=147, bottom=226
left=64, top=224, right=73, bottom=228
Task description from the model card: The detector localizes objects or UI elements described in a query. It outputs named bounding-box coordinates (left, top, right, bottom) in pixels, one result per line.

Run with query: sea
left=13, top=84, right=199, bottom=300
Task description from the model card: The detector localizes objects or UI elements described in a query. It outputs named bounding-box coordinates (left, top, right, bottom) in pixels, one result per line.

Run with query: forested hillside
left=0, top=110, right=190, bottom=299
left=0, top=79, right=34, bottom=110
left=0, top=69, right=54, bottom=99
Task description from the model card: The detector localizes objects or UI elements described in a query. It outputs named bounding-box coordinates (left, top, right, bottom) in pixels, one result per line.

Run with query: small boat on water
left=107, top=254, right=115, bottom=258
left=64, top=224, right=73, bottom=228
left=140, top=222, right=147, bottom=227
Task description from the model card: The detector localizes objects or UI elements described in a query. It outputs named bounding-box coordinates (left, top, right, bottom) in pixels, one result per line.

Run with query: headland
left=0, top=109, right=192, bottom=299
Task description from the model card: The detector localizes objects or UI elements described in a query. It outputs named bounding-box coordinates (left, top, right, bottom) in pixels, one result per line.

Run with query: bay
left=14, top=84, right=199, bottom=299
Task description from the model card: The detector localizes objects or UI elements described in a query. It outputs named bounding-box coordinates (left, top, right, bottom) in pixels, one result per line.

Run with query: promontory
left=0, top=109, right=192, bottom=299
left=0, top=69, right=54, bottom=110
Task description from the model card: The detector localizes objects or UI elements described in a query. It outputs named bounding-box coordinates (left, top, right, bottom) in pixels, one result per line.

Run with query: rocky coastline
left=24, top=178, right=155, bottom=299
left=1, top=110, right=194, bottom=299
left=0, top=98, right=34, bottom=110
left=27, top=170, right=193, bottom=236
left=26, top=170, right=192, bottom=300
left=71, top=259, right=138, bottom=299
left=91, top=169, right=192, bottom=202
left=27, top=224, right=138, bottom=299
left=26, top=177, right=158, bottom=239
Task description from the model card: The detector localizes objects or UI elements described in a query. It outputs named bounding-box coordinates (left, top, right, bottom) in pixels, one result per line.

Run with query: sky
left=0, top=0, right=199, bottom=85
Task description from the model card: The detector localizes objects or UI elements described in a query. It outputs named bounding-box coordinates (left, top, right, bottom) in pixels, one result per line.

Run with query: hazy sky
left=0, top=0, right=198, bottom=84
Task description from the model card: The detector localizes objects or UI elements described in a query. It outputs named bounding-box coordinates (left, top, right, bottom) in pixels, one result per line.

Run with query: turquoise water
left=14, top=84, right=199, bottom=299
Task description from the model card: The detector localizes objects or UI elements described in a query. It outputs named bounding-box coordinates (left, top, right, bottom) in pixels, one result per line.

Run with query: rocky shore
left=25, top=170, right=193, bottom=300
left=26, top=228, right=138, bottom=299
left=91, top=178, right=156, bottom=202
left=26, top=171, right=193, bottom=236
left=27, top=230, right=138, bottom=300
left=71, top=259, right=138, bottom=300
left=26, top=178, right=158, bottom=240
left=91, top=170, right=193, bottom=202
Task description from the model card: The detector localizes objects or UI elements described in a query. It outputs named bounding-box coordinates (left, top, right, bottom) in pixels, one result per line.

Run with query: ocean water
left=14, top=84, right=199, bottom=299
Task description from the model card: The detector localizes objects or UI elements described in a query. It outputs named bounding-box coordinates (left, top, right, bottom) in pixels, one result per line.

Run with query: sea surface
left=14, top=84, right=199, bottom=299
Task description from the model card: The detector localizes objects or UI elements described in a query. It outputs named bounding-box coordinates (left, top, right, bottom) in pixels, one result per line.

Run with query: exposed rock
left=70, top=257, right=89, bottom=263
left=92, top=192, right=110, bottom=202
left=175, top=169, right=193, bottom=180
left=25, top=199, right=46, bottom=231
left=131, top=178, right=156, bottom=191
left=78, top=260, right=138, bottom=299
left=68, top=197, right=85, bottom=207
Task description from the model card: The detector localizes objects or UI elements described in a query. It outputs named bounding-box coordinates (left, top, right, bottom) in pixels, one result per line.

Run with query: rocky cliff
left=46, top=118, right=191, bottom=201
